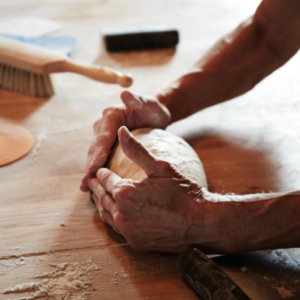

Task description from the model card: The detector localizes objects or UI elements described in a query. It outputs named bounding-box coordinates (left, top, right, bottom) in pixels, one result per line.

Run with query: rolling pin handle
left=118, top=73, right=133, bottom=88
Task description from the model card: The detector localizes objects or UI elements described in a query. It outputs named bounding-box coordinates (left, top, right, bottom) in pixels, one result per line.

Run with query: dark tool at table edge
left=177, top=247, right=251, bottom=300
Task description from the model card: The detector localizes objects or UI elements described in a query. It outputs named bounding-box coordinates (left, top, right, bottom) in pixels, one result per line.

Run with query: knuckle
left=114, top=187, right=128, bottom=203
left=103, top=106, right=121, bottom=117
left=114, top=212, right=138, bottom=235
left=102, top=107, right=113, bottom=116
left=114, top=212, right=130, bottom=230
left=97, top=169, right=110, bottom=183
left=113, top=181, right=134, bottom=203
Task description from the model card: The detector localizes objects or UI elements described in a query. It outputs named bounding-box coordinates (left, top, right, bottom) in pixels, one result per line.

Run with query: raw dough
left=106, top=128, right=208, bottom=188
left=0, top=123, right=34, bottom=167
left=107, top=128, right=300, bottom=203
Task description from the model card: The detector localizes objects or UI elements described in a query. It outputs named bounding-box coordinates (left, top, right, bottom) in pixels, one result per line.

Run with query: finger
left=88, top=178, right=117, bottom=213
left=88, top=107, right=126, bottom=174
left=88, top=150, right=108, bottom=174
left=85, top=119, right=103, bottom=172
left=118, top=126, right=170, bottom=178
left=96, top=168, right=123, bottom=198
left=121, top=90, right=143, bottom=109
left=80, top=172, right=93, bottom=192
left=91, top=193, right=119, bottom=233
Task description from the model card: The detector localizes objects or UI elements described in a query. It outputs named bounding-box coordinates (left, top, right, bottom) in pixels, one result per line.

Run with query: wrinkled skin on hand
left=88, top=126, right=210, bottom=253
left=87, top=127, right=300, bottom=254
left=81, top=91, right=171, bottom=192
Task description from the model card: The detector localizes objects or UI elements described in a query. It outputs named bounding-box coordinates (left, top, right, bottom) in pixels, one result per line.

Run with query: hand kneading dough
left=106, top=128, right=300, bottom=203
left=106, top=128, right=208, bottom=188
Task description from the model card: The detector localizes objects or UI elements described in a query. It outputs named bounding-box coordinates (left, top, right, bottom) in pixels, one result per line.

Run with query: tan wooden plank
left=1, top=246, right=300, bottom=300
left=0, top=246, right=197, bottom=300
left=0, top=174, right=128, bottom=258
left=0, top=0, right=300, bottom=299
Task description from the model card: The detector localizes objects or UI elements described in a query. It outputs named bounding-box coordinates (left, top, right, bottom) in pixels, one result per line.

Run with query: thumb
left=118, top=126, right=170, bottom=178
left=120, top=90, right=143, bottom=109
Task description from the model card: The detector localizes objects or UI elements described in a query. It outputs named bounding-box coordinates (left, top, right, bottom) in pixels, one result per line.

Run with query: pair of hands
left=80, top=91, right=217, bottom=253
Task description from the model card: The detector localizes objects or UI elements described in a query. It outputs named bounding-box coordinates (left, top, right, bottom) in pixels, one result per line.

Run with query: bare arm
left=89, top=127, right=300, bottom=253
left=82, top=0, right=300, bottom=192
left=157, top=0, right=300, bottom=122
left=189, top=191, right=300, bottom=253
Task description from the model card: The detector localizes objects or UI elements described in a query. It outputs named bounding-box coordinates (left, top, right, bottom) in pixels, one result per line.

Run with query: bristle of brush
left=0, top=63, right=54, bottom=97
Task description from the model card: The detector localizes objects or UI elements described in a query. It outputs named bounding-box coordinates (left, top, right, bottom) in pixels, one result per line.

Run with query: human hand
left=88, top=126, right=218, bottom=253
left=81, top=91, right=171, bottom=192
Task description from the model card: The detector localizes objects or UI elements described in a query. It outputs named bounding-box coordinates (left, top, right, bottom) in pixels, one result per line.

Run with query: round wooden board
left=0, top=124, right=34, bottom=167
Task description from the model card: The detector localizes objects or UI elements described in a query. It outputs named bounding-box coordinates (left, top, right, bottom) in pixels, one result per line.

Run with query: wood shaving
left=2, top=262, right=100, bottom=300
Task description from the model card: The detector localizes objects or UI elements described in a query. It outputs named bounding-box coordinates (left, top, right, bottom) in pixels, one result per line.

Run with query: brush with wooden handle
left=0, top=36, right=133, bottom=97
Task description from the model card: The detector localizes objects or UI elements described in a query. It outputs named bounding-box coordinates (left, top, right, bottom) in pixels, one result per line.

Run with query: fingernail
left=118, top=126, right=130, bottom=142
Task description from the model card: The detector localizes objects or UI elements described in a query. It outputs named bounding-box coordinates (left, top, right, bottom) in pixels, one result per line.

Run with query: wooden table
left=1, top=0, right=300, bottom=299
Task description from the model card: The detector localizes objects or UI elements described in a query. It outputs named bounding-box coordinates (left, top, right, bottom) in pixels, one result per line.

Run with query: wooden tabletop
left=1, top=0, right=300, bottom=299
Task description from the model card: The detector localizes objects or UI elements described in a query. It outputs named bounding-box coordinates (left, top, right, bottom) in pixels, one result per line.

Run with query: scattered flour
left=276, top=286, right=296, bottom=299
left=2, top=262, right=100, bottom=300
left=241, top=265, right=248, bottom=273
left=15, top=257, right=27, bottom=266
left=8, top=246, right=21, bottom=251
left=31, top=131, right=47, bottom=156
left=271, top=249, right=299, bottom=268
left=0, top=258, right=26, bottom=276
left=0, top=261, right=14, bottom=268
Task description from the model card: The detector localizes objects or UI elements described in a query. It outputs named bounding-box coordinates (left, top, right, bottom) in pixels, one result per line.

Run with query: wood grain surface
left=0, top=0, right=300, bottom=299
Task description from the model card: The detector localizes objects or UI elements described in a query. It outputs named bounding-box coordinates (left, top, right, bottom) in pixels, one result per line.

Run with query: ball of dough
left=106, top=128, right=207, bottom=188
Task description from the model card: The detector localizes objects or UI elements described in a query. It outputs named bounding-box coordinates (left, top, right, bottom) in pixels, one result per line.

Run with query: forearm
left=188, top=192, right=300, bottom=254
left=157, top=0, right=300, bottom=123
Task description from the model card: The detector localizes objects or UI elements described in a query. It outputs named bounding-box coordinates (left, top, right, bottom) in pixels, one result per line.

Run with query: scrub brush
left=0, top=36, right=133, bottom=97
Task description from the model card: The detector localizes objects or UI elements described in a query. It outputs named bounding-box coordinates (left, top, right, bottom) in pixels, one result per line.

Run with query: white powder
left=276, top=286, right=296, bottom=299
left=241, top=265, right=248, bottom=273
left=31, top=131, right=47, bottom=156
left=15, top=257, right=27, bottom=266
left=2, top=262, right=100, bottom=300
left=271, top=249, right=300, bottom=268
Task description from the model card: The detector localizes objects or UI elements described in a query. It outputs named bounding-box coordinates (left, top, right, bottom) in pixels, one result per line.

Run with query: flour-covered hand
left=88, top=127, right=300, bottom=253
left=81, top=91, right=171, bottom=192
left=88, top=127, right=221, bottom=253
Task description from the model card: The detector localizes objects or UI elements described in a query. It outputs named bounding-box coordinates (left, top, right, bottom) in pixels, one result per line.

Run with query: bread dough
left=0, top=123, right=34, bottom=167
left=106, top=128, right=208, bottom=188
left=106, top=128, right=300, bottom=203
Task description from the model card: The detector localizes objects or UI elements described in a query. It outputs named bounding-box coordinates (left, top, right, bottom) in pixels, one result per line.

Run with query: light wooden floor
left=1, top=0, right=300, bottom=299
